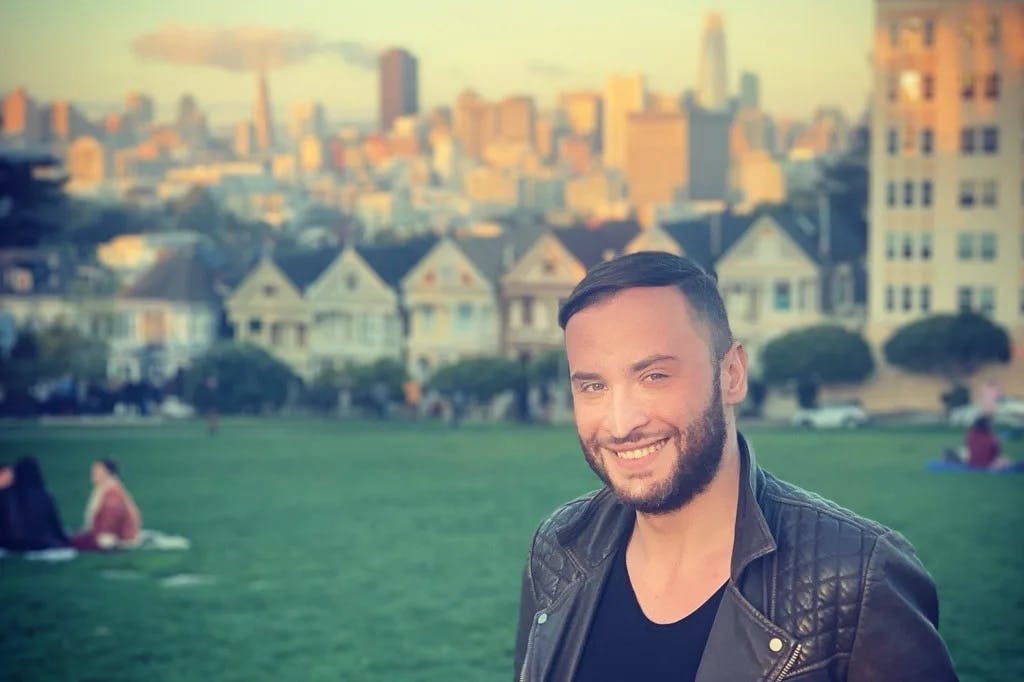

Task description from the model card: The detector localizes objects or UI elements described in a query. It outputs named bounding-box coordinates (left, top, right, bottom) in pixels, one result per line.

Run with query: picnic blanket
left=925, top=460, right=1024, bottom=474
left=0, top=529, right=190, bottom=561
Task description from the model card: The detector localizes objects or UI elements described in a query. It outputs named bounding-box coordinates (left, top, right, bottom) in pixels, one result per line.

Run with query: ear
left=721, top=342, right=748, bottom=406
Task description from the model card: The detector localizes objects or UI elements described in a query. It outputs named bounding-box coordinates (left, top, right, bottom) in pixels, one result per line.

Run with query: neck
left=629, top=428, right=742, bottom=571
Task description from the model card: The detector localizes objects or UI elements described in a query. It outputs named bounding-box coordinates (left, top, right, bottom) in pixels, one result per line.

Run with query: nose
left=606, top=386, right=649, bottom=440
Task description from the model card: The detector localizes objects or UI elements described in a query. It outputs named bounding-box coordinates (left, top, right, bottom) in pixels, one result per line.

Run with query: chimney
left=817, top=191, right=831, bottom=260
left=710, top=212, right=722, bottom=256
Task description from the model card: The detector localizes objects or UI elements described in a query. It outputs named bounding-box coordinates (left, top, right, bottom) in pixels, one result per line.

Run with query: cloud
left=131, top=24, right=377, bottom=72
left=526, top=60, right=572, bottom=78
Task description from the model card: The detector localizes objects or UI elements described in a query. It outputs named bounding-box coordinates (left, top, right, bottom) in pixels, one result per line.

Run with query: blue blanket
left=926, top=460, right=1024, bottom=474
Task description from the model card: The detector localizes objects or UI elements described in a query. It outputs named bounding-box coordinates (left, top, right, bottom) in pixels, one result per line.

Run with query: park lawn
left=0, top=420, right=1021, bottom=682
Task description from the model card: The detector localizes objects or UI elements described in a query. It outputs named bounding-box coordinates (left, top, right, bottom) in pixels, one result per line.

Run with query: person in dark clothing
left=5, top=457, right=69, bottom=551
left=0, top=461, right=15, bottom=550
left=966, top=416, right=1018, bottom=470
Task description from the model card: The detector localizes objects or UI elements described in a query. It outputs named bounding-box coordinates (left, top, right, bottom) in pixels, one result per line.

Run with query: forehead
left=564, top=286, right=711, bottom=362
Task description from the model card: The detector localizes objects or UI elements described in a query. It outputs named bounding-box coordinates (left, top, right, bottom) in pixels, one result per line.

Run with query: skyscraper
left=379, top=48, right=419, bottom=133
left=603, top=74, right=647, bottom=170
left=697, top=12, right=728, bottom=111
left=253, top=71, right=275, bottom=152
left=738, top=72, right=760, bottom=109
left=2, top=87, right=42, bottom=142
left=497, top=96, right=536, bottom=146
left=624, top=112, right=687, bottom=209
left=125, top=92, right=155, bottom=131
left=453, top=89, right=497, bottom=160
left=869, top=0, right=1023, bottom=348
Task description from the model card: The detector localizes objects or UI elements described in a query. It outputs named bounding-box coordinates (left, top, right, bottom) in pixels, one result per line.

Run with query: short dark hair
left=558, top=251, right=734, bottom=360
left=99, top=459, right=120, bottom=477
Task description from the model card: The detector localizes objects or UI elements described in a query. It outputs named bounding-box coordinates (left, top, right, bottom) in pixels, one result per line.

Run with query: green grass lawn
left=0, top=420, right=1021, bottom=681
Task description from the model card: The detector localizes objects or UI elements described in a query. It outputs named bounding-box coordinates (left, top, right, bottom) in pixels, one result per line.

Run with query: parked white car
left=948, top=397, right=1024, bottom=428
left=790, top=403, right=869, bottom=429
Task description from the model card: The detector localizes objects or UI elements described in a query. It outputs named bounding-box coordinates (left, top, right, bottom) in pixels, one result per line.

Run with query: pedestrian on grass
left=514, top=252, right=956, bottom=681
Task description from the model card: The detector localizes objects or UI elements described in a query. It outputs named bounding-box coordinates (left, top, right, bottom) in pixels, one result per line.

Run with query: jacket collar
left=555, top=432, right=777, bottom=580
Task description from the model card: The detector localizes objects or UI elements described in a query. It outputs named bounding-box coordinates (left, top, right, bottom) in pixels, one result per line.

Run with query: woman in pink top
left=71, top=459, right=142, bottom=551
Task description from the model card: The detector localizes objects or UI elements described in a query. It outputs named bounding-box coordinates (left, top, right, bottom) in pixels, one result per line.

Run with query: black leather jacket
left=514, top=435, right=957, bottom=681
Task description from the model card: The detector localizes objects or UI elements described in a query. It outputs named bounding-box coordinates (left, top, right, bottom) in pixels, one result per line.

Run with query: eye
left=643, top=372, right=669, bottom=382
left=579, top=382, right=606, bottom=393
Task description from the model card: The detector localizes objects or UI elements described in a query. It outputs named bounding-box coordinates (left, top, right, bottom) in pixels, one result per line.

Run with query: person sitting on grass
left=71, top=459, right=141, bottom=551
left=0, top=461, right=16, bottom=550
left=4, top=457, right=70, bottom=551
left=966, top=416, right=1017, bottom=471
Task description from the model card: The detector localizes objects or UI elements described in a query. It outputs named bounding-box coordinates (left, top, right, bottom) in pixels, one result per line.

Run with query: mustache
left=587, top=429, right=678, bottom=450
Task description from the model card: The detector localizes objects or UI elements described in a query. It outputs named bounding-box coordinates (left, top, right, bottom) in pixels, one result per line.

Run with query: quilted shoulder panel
left=760, top=475, right=891, bottom=672
left=528, top=490, right=601, bottom=606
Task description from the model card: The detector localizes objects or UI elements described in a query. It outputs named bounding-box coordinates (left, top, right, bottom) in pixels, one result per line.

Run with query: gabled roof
left=754, top=205, right=866, bottom=266
left=273, top=247, right=342, bottom=292
left=121, top=247, right=218, bottom=303
left=455, top=236, right=505, bottom=284
left=356, top=235, right=438, bottom=287
left=552, top=220, right=641, bottom=269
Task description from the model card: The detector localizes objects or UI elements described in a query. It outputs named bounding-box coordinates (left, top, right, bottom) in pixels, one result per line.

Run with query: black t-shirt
left=574, top=543, right=726, bottom=681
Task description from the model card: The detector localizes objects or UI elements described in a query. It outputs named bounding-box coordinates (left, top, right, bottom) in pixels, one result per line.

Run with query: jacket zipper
left=773, top=643, right=802, bottom=682
left=519, top=615, right=539, bottom=682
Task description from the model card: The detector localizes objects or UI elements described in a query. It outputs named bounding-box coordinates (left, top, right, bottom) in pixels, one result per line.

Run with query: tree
left=761, top=325, right=875, bottom=408
left=183, top=342, right=297, bottom=414
left=427, top=356, right=525, bottom=404
left=527, top=349, right=566, bottom=386
left=342, top=359, right=407, bottom=413
left=884, top=313, right=1010, bottom=382
left=0, top=326, right=108, bottom=391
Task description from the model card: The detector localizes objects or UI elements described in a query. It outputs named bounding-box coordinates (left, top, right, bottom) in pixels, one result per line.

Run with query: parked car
left=948, top=397, right=1024, bottom=428
left=790, top=403, right=869, bottom=429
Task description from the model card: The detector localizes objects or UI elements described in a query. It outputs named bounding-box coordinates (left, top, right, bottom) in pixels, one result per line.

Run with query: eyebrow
left=629, top=354, right=679, bottom=374
left=570, top=354, right=679, bottom=383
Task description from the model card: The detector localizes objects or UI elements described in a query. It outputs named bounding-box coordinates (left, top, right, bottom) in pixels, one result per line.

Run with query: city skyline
left=0, top=0, right=872, bottom=125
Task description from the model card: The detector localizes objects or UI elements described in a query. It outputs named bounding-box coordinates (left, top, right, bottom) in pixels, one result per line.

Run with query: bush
left=184, top=342, right=297, bottom=414
left=427, top=356, right=525, bottom=403
left=884, top=313, right=1010, bottom=380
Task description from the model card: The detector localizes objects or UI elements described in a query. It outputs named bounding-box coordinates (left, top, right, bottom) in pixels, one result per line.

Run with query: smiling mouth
left=607, top=437, right=670, bottom=460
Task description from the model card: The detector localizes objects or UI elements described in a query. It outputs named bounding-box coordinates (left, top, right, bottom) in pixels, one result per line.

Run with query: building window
left=296, top=324, right=307, bottom=348
left=961, top=73, right=975, bottom=99
left=903, top=181, right=914, bottom=206
left=521, top=297, right=534, bottom=326
left=957, top=286, right=973, bottom=312
left=901, top=286, right=913, bottom=312
left=984, top=73, right=1000, bottom=100
left=248, top=318, right=262, bottom=334
left=979, top=287, right=995, bottom=315
left=887, top=128, right=899, bottom=155
left=920, top=286, right=931, bottom=313
left=886, top=182, right=896, bottom=207
left=959, top=180, right=975, bottom=208
left=887, top=73, right=898, bottom=102
left=981, top=179, right=997, bottom=207
left=270, top=322, right=284, bottom=347
left=457, top=303, right=474, bottom=328
left=982, top=127, right=999, bottom=154
left=961, top=127, right=975, bottom=154
left=262, top=285, right=276, bottom=297
left=889, top=21, right=899, bottom=47
left=885, top=286, right=895, bottom=312
left=345, top=274, right=358, bottom=290
left=921, top=233, right=932, bottom=260
left=1020, top=287, right=1024, bottom=315
left=419, top=305, right=435, bottom=332
left=958, top=233, right=974, bottom=260
left=980, top=233, right=997, bottom=260
left=921, top=180, right=933, bottom=207
left=922, top=74, right=934, bottom=100
left=902, top=233, right=914, bottom=260
left=885, top=232, right=896, bottom=260
left=924, top=18, right=935, bottom=46
left=987, top=15, right=1001, bottom=45
left=773, top=281, right=791, bottom=311
left=921, top=128, right=933, bottom=155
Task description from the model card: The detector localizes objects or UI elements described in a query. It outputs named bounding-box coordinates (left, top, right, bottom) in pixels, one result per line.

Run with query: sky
left=0, top=0, right=873, bottom=126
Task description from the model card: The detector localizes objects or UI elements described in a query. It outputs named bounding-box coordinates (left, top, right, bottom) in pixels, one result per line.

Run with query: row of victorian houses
left=0, top=205, right=865, bottom=386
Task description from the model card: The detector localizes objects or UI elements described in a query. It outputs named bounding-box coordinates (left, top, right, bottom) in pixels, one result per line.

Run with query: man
left=514, top=252, right=956, bottom=681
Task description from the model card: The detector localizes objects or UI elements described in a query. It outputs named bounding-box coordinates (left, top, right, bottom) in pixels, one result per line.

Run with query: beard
left=578, top=370, right=726, bottom=515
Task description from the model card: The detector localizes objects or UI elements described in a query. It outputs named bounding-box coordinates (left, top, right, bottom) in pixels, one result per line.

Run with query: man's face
left=0, top=466, right=11, bottom=490
left=565, top=286, right=733, bottom=515
left=91, top=462, right=108, bottom=486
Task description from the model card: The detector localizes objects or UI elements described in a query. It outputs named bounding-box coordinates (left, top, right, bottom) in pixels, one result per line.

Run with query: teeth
left=614, top=439, right=666, bottom=460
